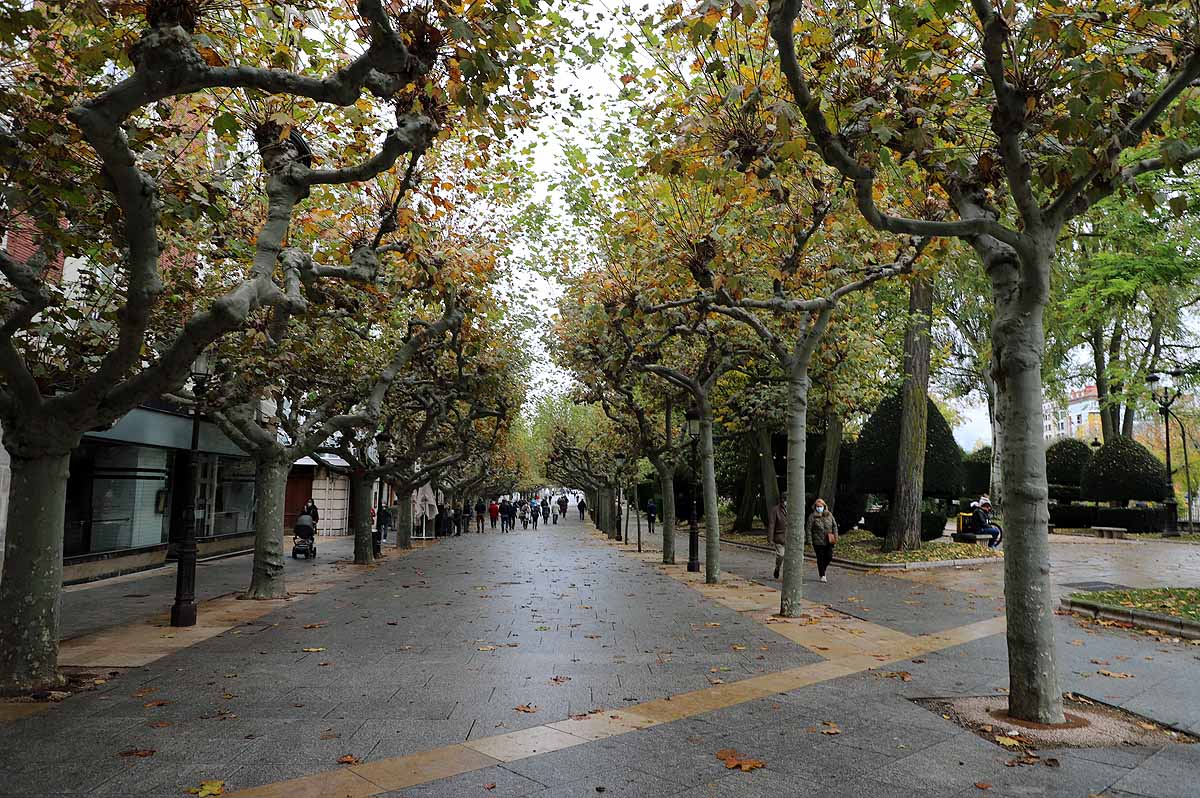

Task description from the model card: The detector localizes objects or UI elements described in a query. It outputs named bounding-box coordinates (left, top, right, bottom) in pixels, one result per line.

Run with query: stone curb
left=714, top=537, right=1002, bottom=571
left=1059, top=597, right=1200, bottom=640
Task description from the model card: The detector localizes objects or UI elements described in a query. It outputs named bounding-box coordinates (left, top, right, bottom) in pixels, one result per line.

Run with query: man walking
left=474, top=498, right=486, bottom=533
left=646, top=497, right=657, bottom=535
left=577, top=496, right=587, bottom=521
left=767, top=491, right=788, bottom=580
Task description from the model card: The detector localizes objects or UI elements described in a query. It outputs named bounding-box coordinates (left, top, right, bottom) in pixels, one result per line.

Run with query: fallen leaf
left=714, top=748, right=765, bottom=771
left=1069, top=639, right=1084, bottom=646
left=704, top=622, right=721, bottom=628
left=118, top=748, right=156, bottom=758
left=336, top=755, right=361, bottom=765
left=185, top=780, right=225, bottom=797
left=148, top=721, right=171, bottom=729
left=301, top=648, right=326, bottom=653
left=318, top=662, right=333, bottom=667
left=133, top=687, right=157, bottom=698
left=821, top=721, right=841, bottom=735
left=1137, top=721, right=1157, bottom=731
left=550, top=676, right=571, bottom=685
left=143, top=700, right=170, bottom=708
left=995, top=736, right=1022, bottom=748
left=303, top=623, right=326, bottom=629
left=880, top=671, right=913, bottom=682
left=319, top=732, right=340, bottom=740
left=731, top=644, right=747, bottom=651
left=484, top=784, right=497, bottom=791
left=478, top=646, right=497, bottom=652
left=1098, top=670, right=1134, bottom=679
left=386, top=621, right=398, bottom=626
left=974, top=783, right=992, bottom=790
left=514, top=704, right=539, bottom=713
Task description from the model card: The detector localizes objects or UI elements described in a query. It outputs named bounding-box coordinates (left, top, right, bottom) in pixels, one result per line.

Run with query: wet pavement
left=2, top=515, right=1198, bottom=797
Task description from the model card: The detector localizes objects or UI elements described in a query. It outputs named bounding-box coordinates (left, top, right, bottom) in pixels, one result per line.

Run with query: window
left=64, top=441, right=173, bottom=556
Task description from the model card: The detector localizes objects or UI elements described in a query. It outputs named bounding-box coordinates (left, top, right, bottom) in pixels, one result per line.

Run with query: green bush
left=964, top=446, right=992, bottom=496
left=853, top=392, right=964, bottom=498
left=1046, top=438, right=1092, bottom=485
left=1080, top=437, right=1169, bottom=503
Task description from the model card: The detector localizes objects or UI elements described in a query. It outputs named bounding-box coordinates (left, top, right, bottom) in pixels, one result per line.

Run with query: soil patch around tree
left=914, top=693, right=1198, bottom=751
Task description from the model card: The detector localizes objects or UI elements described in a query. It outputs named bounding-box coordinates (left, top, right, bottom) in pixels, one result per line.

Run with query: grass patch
left=712, top=527, right=1002, bottom=564
left=1053, top=528, right=1200, bottom=544
left=832, top=529, right=1003, bottom=564
left=1140, top=532, right=1200, bottom=544
left=1071, top=588, right=1200, bottom=622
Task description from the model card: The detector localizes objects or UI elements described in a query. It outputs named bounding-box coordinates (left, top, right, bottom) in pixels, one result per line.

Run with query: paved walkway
left=2, top=517, right=1197, bottom=797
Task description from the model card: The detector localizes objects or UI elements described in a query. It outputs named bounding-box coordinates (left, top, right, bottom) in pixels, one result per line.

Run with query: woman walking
left=807, top=498, right=838, bottom=583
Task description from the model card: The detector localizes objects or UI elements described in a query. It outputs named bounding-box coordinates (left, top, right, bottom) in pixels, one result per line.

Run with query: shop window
left=65, top=441, right=172, bottom=556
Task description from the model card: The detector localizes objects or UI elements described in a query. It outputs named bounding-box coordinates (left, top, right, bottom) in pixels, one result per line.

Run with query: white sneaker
left=820, top=575, right=828, bottom=583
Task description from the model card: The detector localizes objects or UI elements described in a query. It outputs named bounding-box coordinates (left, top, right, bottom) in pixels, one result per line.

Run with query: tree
left=855, top=392, right=964, bottom=502
left=768, top=0, right=1200, bottom=723
left=886, top=274, right=934, bottom=552
left=0, top=0, right=440, bottom=692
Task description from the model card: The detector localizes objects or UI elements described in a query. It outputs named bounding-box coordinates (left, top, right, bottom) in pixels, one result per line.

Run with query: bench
left=952, top=532, right=993, bottom=545
left=1091, top=526, right=1127, bottom=540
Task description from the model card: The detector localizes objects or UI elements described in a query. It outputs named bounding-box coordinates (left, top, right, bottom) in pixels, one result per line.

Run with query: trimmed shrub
left=1096, top=506, right=1168, bottom=533
left=1046, top=436, right=1094, bottom=492
left=1081, top=437, right=1169, bottom=503
left=1048, top=504, right=1097, bottom=529
left=862, top=509, right=947, bottom=542
left=853, top=393, right=964, bottom=498
left=964, top=446, right=992, bottom=496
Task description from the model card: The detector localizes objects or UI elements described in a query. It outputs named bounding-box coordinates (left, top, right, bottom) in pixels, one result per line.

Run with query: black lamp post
left=1147, top=372, right=1181, bottom=537
left=171, top=357, right=210, bottom=627
left=374, top=431, right=393, bottom=555
left=685, top=407, right=701, bottom=573
left=614, top=452, right=627, bottom=543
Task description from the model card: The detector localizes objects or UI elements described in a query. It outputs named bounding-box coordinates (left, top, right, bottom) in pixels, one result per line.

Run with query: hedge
left=1081, top=437, right=1169, bottom=503
left=853, top=393, right=964, bottom=498
left=1048, top=504, right=1168, bottom=533
left=1046, top=438, right=1093, bottom=486
left=1048, top=504, right=1097, bottom=529
left=964, top=446, right=992, bottom=497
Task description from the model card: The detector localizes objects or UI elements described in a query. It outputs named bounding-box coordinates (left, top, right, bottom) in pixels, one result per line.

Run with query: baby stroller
left=292, top=513, right=317, bottom=559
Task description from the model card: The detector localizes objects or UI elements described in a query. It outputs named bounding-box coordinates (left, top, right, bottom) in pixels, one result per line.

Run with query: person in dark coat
left=646, top=498, right=657, bottom=535
left=971, top=497, right=1003, bottom=548
left=767, top=493, right=787, bottom=580
left=806, top=497, right=838, bottom=583
left=303, top=499, right=320, bottom=525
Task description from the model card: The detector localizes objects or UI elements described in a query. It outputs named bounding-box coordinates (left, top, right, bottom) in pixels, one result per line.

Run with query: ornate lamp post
left=1146, top=372, right=1181, bottom=537
left=374, top=431, right=392, bottom=555
left=685, top=407, right=701, bottom=573
left=614, top=452, right=626, bottom=543
left=171, top=355, right=210, bottom=627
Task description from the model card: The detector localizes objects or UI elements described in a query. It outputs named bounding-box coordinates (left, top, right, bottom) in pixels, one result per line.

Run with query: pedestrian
left=972, top=497, right=1003, bottom=548
left=452, top=505, right=463, bottom=536
left=577, top=496, right=587, bottom=520
left=767, top=492, right=787, bottom=580
left=488, top=499, right=500, bottom=530
left=378, top=504, right=392, bottom=543
left=541, top=499, right=550, bottom=526
left=646, top=497, right=657, bottom=535
left=807, top=497, right=838, bottom=583
left=434, top=504, right=448, bottom=537
left=303, top=498, right=320, bottom=527
left=557, top=494, right=568, bottom=518
left=474, top=498, right=486, bottom=533
left=530, top=495, right=541, bottom=529
left=501, top=498, right=514, bottom=532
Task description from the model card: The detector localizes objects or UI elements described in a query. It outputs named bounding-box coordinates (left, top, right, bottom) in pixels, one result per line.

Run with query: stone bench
left=951, top=532, right=993, bottom=545
left=1091, top=526, right=1127, bottom=540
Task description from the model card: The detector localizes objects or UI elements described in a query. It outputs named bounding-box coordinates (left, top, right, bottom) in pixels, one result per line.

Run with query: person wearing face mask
left=806, top=498, right=838, bottom=583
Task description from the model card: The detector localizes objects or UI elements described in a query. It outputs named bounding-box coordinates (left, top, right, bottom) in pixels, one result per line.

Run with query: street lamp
left=374, top=431, right=393, bottom=555
left=685, top=407, right=701, bottom=573
left=1146, top=372, right=1181, bottom=537
left=614, top=452, right=627, bottom=543
left=171, top=355, right=210, bottom=627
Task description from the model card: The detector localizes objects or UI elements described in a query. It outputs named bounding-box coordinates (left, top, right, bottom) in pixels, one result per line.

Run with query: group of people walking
left=768, top=493, right=839, bottom=583
left=441, top=494, right=577, bottom=534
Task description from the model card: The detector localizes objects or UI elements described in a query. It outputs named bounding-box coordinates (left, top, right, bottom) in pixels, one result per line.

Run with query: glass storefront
left=65, top=441, right=174, bottom=557
left=64, top=441, right=256, bottom=557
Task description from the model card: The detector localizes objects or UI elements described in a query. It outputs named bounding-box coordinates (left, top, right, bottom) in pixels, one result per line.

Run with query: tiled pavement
left=2, top=516, right=1198, bottom=796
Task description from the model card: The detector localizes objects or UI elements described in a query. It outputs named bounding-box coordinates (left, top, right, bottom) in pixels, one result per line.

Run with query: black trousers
left=813, top=545, right=834, bottom=577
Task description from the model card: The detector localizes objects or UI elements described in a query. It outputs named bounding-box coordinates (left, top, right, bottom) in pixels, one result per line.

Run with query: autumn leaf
left=714, top=748, right=765, bottom=771
left=1098, top=670, right=1134, bottom=679
left=484, top=783, right=497, bottom=790
left=118, top=748, right=156, bottom=758
left=143, top=700, right=170, bottom=708
left=514, top=704, right=539, bottom=713
left=301, top=647, right=326, bottom=653
left=975, top=783, right=992, bottom=790
left=337, top=755, right=361, bottom=765
left=550, top=676, right=571, bottom=684
left=148, top=721, right=171, bottom=729
left=478, top=645, right=497, bottom=651
left=303, top=623, right=327, bottom=629
left=880, top=671, right=913, bottom=682
left=820, top=721, right=841, bottom=735
left=995, top=736, right=1023, bottom=748
left=185, top=781, right=225, bottom=797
